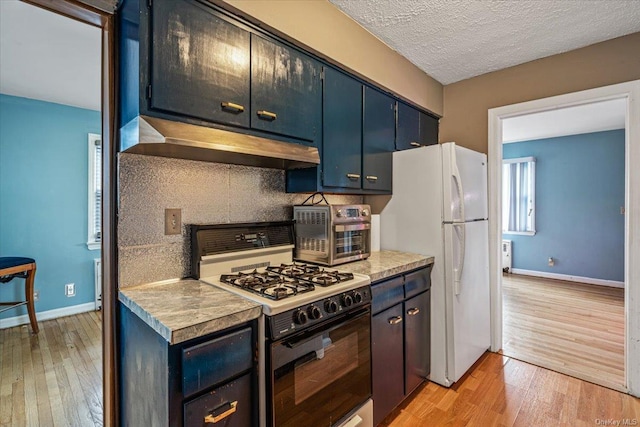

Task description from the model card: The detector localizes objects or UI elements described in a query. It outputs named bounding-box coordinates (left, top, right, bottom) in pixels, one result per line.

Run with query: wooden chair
left=0, top=257, right=38, bottom=334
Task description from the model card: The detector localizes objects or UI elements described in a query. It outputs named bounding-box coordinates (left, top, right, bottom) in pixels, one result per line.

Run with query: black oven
left=268, top=306, right=371, bottom=427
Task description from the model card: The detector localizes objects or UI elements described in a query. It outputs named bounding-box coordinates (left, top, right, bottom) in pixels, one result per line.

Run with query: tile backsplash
left=118, top=153, right=362, bottom=287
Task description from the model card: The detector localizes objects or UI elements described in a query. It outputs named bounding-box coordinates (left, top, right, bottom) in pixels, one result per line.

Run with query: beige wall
left=218, top=0, right=443, bottom=116
left=441, top=32, right=640, bottom=154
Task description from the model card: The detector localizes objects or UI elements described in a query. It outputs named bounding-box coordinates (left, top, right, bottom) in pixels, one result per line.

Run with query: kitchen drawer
left=404, top=265, right=433, bottom=299
left=371, top=276, right=404, bottom=314
left=182, top=327, right=252, bottom=397
left=183, top=372, right=252, bottom=427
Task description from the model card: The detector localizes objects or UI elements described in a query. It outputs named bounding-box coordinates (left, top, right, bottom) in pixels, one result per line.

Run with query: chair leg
left=25, top=264, right=38, bottom=334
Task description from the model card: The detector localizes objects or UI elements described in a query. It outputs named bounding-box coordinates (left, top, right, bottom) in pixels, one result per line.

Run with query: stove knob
left=294, top=309, right=308, bottom=325
left=342, top=294, right=354, bottom=308
left=352, top=291, right=363, bottom=304
left=325, top=300, right=338, bottom=313
left=308, top=305, right=322, bottom=320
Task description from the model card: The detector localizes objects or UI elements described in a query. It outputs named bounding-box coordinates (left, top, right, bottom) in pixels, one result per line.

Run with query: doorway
left=488, top=80, right=640, bottom=396
left=2, top=0, right=116, bottom=425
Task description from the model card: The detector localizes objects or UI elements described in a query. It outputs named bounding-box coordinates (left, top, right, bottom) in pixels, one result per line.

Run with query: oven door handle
left=282, top=306, right=370, bottom=349
left=334, top=223, right=371, bottom=232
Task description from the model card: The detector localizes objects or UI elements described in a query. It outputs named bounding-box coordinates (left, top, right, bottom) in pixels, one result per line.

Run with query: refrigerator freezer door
left=443, top=220, right=490, bottom=383
left=442, top=142, right=488, bottom=222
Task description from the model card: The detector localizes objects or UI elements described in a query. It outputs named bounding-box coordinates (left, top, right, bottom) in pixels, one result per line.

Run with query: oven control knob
left=352, top=291, right=363, bottom=304
left=294, top=309, right=308, bottom=325
left=361, top=209, right=369, bottom=217
left=325, top=300, right=338, bottom=313
left=342, top=294, right=354, bottom=308
left=336, top=209, right=344, bottom=218
left=308, top=305, right=322, bottom=320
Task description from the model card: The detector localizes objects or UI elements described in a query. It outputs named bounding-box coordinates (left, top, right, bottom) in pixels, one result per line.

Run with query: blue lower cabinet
left=119, top=304, right=257, bottom=426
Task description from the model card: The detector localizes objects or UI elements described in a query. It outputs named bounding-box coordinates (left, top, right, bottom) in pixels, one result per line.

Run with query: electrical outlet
left=548, top=257, right=555, bottom=267
left=165, top=208, right=182, bottom=235
left=34, top=290, right=39, bottom=301
left=65, top=283, right=76, bottom=297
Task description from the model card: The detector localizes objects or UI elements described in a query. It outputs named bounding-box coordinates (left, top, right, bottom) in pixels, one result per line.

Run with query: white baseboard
left=0, top=302, right=97, bottom=330
left=510, top=268, right=625, bottom=288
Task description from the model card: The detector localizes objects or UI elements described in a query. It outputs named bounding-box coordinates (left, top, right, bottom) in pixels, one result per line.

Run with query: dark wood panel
left=322, top=67, right=362, bottom=189
left=404, top=290, right=430, bottom=395
left=419, top=112, right=439, bottom=146
left=362, top=86, right=394, bottom=192
left=372, top=304, right=405, bottom=426
left=251, top=34, right=321, bottom=143
left=150, top=0, right=250, bottom=127
left=396, top=101, right=420, bottom=151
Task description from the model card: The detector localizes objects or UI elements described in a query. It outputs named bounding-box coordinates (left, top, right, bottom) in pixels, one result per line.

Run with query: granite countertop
left=337, top=250, right=435, bottom=283
left=119, top=279, right=262, bottom=345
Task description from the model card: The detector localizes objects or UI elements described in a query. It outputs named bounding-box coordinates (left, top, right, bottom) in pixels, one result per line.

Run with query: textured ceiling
left=329, top=0, right=640, bottom=85
left=0, top=1, right=101, bottom=110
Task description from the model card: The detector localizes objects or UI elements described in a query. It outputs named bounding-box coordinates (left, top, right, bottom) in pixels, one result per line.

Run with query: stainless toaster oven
left=293, top=204, right=371, bottom=266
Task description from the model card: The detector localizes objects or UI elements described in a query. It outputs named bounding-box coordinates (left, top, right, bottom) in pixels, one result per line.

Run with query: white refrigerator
left=380, top=142, right=491, bottom=387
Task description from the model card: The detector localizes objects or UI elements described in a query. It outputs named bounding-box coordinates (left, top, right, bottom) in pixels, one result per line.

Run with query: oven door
left=269, top=307, right=371, bottom=427
left=333, top=223, right=371, bottom=263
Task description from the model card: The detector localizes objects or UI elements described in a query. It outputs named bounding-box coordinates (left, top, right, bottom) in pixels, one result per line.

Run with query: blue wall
left=0, top=94, right=101, bottom=319
left=503, top=129, right=625, bottom=282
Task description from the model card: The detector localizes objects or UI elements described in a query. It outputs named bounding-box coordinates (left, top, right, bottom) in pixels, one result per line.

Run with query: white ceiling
left=0, top=0, right=101, bottom=111
left=502, top=98, right=626, bottom=144
left=329, top=0, right=640, bottom=85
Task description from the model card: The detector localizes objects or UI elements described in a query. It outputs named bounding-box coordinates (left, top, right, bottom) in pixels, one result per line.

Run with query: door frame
left=22, top=0, right=118, bottom=423
left=488, top=80, right=640, bottom=396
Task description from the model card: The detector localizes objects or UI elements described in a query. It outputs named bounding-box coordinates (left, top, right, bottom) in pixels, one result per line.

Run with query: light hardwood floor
left=502, top=273, right=625, bottom=391
left=384, top=352, right=640, bottom=426
left=0, top=311, right=103, bottom=427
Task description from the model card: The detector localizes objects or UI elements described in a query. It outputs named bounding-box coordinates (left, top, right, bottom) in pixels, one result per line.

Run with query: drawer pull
left=257, top=110, right=277, bottom=120
left=221, top=102, right=244, bottom=113
left=365, top=175, right=378, bottom=182
left=346, top=173, right=360, bottom=180
left=407, top=307, right=420, bottom=316
left=388, top=316, right=403, bottom=325
left=410, top=142, right=421, bottom=147
left=204, top=401, right=238, bottom=424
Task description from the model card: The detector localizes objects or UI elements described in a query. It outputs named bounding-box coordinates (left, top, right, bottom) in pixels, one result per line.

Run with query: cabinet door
left=322, top=67, right=362, bottom=189
left=404, top=290, right=431, bottom=395
left=372, top=304, right=405, bottom=426
left=419, top=112, right=439, bottom=146
left=362, top=86, right=395, bottom=192
left=251, top=35, right=321, bottom=144
left=396, top=101, right=420, bottom=151
left=150, top=0, right=250, bottom=127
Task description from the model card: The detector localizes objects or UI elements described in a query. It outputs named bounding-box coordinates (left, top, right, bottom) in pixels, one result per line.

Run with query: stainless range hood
left=120, top=115, right=320, bottom=169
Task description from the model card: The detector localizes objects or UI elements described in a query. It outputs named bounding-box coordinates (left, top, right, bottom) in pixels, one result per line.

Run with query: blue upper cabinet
left=251, top=35, right=322, bottom=145
left=287, top=70, right=395, bottom=194
left=322, top=67, right=363, bottom=190
left=396, top=101, right=439, bottom=150
left=120, top=0, right=322, bottom=147
left=363, top=87, right=395, bottom=192
left=150, top=0, right=250, bottom=128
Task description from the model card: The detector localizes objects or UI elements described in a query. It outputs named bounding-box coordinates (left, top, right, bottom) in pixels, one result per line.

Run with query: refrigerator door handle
left=453, top=223, right=466, bottom=295
left=451, top=158, right=465, bottom=222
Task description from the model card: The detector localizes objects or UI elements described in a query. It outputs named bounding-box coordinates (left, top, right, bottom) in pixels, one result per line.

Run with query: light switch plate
left=165, top=208, right=182, bottom=235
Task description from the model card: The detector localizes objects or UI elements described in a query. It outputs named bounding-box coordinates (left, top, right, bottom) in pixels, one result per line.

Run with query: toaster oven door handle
left=334, top=223, right=371, bottom=232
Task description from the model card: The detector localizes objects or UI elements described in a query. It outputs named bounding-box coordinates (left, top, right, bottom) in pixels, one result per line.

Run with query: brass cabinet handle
left=407, top=307, right=420, bottom=316
left=388, top=316, right=403, bottom=325
left=204, top=401, right=238, bottom=424
left=346, top=173, right=360, bottom=180
left=365, top=175, right=378, bottom=182
left=221, top=102, right=245, bottom=113
left=410, top=142, right=421, bottom=147
left=257, top=110, right=277, bottom=120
